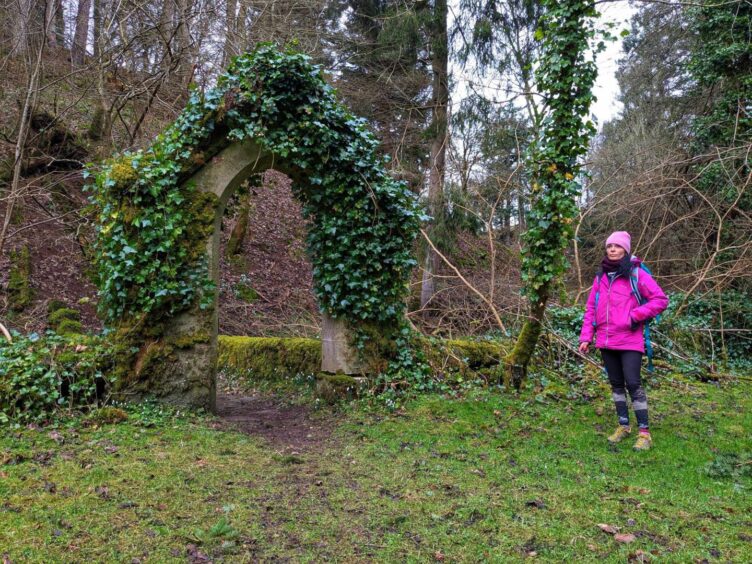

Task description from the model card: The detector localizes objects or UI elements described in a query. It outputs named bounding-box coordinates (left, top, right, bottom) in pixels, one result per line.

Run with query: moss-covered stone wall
left=218, top=336, right=505, bottom=382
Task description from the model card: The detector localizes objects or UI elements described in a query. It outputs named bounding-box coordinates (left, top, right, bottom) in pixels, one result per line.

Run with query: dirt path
left=215, top=392, right=335, bottom=452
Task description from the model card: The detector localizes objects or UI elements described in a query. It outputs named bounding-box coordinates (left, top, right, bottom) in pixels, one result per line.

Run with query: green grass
left=1, top=379, right=750, bottom=562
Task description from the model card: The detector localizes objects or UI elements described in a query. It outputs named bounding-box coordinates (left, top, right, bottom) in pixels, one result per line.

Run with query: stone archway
left=91, top=46, right=421, bottom=411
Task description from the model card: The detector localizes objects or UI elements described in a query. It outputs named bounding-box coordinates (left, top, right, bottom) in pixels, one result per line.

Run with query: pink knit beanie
left=606, top=231, right=631, bottom=255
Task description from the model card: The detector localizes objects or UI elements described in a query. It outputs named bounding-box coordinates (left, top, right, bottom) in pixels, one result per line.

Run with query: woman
left=579, top=231, right=668, bottom=451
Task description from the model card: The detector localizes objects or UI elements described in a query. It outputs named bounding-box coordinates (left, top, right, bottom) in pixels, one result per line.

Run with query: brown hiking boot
left=608, top=425, right=631, bottom=444
left=633, top=432, right=652, bottom=451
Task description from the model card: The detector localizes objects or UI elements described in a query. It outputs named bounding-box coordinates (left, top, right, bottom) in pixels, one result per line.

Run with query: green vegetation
left=0, top=379, right=748, bottom=561
left=7, top=246, right=33, bottom=312
left=232, top=275, right=259, bottom=303
left=48, top=307, right=83, bottom=335
left=0, top=332, right=110, bottom=424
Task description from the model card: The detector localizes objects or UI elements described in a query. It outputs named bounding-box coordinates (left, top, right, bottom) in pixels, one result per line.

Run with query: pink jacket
left=579, top=259, right=669, bottom=352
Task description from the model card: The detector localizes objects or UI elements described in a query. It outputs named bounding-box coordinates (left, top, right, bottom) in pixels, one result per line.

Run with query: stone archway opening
left=218, top=170, right=318, bottom=339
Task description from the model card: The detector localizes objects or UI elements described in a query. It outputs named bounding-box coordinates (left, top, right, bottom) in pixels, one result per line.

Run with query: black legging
left=601, top=349, right=649, bottom=429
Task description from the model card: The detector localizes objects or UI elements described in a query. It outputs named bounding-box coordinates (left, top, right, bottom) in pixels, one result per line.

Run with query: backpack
left=593, top=258, right=661, bottom=372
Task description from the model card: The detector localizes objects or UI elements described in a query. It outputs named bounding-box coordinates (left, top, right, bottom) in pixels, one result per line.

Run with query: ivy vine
left=522, top=0, right=602, bottom=305
left=87, top=45, right=424, bottom=336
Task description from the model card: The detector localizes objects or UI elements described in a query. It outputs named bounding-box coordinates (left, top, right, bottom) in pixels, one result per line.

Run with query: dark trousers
left=601, top=349, right=649, bottom=429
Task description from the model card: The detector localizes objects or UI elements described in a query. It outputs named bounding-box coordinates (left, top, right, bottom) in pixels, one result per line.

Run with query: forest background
left=1, top=0, right=750, bottom=376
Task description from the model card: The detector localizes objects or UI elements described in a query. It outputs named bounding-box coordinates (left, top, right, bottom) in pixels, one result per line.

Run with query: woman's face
left=606, top=243, right=627, bottom=261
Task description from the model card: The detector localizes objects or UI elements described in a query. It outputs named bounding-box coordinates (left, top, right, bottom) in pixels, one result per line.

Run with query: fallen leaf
left=434, top=551, right=445, bottom=561
left=598, top=523, right=619, bottom=534
left=75, top=344, right=88, bottom=353
left=186, top=543, right=211, bottom=563
left=615, top=533, right=636, bottom=543
left=48, top=431, right=64, bottom=444
left=628, top=550, right=651, bottom=562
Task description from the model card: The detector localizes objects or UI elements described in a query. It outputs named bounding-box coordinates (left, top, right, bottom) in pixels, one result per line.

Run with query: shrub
left=0, top=332, right=111, bottom=424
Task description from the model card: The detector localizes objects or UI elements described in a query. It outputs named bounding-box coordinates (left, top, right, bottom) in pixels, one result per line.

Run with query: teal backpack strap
left=629, top=264, right=655, bottom=372
left=593, top=275, right=601, bottom=328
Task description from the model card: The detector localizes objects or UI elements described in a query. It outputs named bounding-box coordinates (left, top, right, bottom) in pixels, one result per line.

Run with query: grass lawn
left=1, top=377, right=750, bottom=562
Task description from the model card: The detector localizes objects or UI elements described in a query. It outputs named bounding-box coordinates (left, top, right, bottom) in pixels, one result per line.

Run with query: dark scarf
left=599, top=255, right=632, bottom=278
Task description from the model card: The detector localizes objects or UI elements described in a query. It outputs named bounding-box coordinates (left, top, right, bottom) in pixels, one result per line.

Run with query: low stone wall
left=217, top=335, right=505, bottom=381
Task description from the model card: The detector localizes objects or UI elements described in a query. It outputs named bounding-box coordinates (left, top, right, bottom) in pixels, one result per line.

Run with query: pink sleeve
left=631, top=271, right=668, bottom=323
left=579, top=276, right=598, bottom=343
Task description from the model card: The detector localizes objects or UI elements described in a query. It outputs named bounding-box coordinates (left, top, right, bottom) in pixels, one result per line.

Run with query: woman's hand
left=578, top=342, right=590, bottom=354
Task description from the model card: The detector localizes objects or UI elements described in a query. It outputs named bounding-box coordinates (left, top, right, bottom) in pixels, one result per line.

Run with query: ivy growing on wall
left=87, top=45, right=424, bottom=335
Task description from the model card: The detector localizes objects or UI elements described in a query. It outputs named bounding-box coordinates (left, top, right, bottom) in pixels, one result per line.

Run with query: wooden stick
left=0, top=321, right=11, bottom=344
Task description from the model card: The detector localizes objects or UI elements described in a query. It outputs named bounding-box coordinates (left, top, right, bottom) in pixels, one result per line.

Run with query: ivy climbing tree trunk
left=420, top=0, right=449, bottom=310
left=505, top=0, right=601, bottom=388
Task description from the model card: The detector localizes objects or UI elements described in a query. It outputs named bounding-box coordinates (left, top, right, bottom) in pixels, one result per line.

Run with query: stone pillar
left=321, top=314, right=365, bottom=374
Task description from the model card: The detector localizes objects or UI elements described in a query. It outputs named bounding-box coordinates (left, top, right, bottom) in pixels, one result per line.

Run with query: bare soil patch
left=215, top=392, right=334, bottom=452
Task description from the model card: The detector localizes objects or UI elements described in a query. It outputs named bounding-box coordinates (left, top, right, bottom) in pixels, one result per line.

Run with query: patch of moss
left=49, top=307, right=80, bottom=325
left=315, top=373, right=359, bottom=404
left=88, top=406, right=129, bottom=424
left=217, top=336, right=321, bottom=382
left=445, top=339, right=504, bottom=369
left=217, top=336, right=506, bottom=386
left=8, top=246, right=33, bottom=312
left=108, top=158, right=138, bottom=190
left=47, top=300, right=68, bottom=315
left=353, top=323, right=399, bottom=375
left=56, top=319, right=84, bottom=335
left=167, top=331, right=211, bottom=349
left=181, top=191, right=219, bottom=263
left=233, top=280, right=258, bottom=303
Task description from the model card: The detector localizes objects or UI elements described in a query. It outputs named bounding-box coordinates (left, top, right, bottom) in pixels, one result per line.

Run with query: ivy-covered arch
left=89, top=45, right=423, bottom=410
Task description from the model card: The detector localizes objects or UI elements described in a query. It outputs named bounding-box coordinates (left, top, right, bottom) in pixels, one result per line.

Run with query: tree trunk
left=237, top=0, right=248, bottom=52
left=54, top=0, right=64, bottom=46
left=45, top=0, right=60, bottom=47
left=223, top=0, right=238, bottom=68
left=10, top=0, right=45, bottom=56
left=72, top=0, right=92, bottom=65
left=0, top=35, right=45, bottom=257
left=158, top=0, right=175, bottom=71
left=175, top=0, right=195, bottom=87
left=504, top=285, right=549, bottom=390
left=420, top=0, right=449, bottom=310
